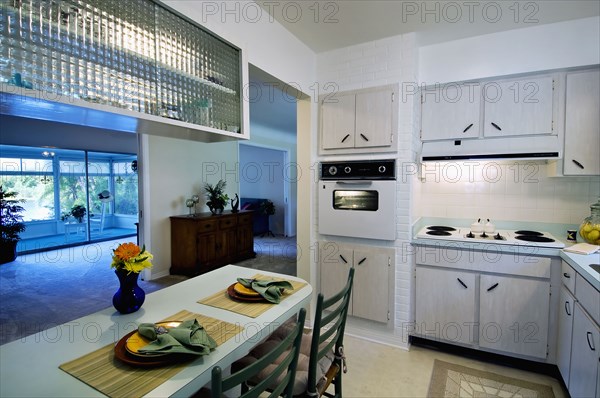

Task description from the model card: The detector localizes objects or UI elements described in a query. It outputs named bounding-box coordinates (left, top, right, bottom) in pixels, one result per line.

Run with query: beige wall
left=141, top=134, right=238, bottom=278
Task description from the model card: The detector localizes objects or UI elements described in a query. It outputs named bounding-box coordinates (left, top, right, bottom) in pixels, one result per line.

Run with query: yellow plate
left=233, top=282, right=260, bottom=297
left=125, top=321, right=182, bottom=356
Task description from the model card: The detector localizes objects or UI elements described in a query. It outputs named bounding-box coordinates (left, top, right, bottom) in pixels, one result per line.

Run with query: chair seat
left=233, top=320, right=334, bottom=396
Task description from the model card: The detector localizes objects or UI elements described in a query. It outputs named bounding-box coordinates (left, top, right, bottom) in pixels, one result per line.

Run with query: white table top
left=0, top=265, right=312, bottom=397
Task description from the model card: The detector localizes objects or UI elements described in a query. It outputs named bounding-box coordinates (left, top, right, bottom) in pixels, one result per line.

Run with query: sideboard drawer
left=219, top=217, right=237, bottom=229
left=238, top=213, right=253, bottom=226
left=197, top=219, right=217, bottom=233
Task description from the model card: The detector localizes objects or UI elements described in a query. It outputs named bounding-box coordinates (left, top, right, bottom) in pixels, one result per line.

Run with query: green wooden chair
left=210, top=308, right=306, bottom=398
left=233, top=268, right=354, bottom=397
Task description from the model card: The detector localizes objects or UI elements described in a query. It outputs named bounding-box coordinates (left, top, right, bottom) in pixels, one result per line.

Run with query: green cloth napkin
left=236, top=278, right=293, bottom=304
left=137, top=319, right=217, bottom=355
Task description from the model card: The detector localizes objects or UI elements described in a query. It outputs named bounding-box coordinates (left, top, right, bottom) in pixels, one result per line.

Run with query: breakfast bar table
left=0, top=265, right=312, bottom=397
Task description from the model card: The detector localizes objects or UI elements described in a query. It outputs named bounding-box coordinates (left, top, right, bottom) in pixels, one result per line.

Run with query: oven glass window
left=333, top=190, right=378, bottom=211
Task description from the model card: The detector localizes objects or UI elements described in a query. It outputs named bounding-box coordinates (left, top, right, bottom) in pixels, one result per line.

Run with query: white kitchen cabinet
left=415, top=267, right=476, bottom=345
left=413, top=245, right=552, bottom=360
left=563, top=69, right=600, bottom=175
left=320, top=85, right=397, bottom=152
left=557, top=286, right=575, bottom=388
left=319, top=241, right=393, bottom=323
left=478, top=274, right=549, bottom=358
left=321, top=94, right=356, bottom=150
left=420, top=83, right=481, bottom=141
left=352, top=246, right=393, bottom=323
left=483, top=76, right=555, bottom=137
left=568, top=303, right=599, bottom=398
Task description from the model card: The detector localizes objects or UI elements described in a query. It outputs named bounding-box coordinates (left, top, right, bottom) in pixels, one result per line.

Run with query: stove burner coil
left=515, top=236, right=555, bottom=243
left=426, top=230, right=452, bottom=236
left=426, top=226, right=456, bottom=232
left=514, top=230, right=544, bottom=236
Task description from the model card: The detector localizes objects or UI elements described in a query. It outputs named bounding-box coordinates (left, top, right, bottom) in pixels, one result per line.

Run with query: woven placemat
left=59, top=310, right=243, bottom=398
left=198, top=274, right=307, bottom=318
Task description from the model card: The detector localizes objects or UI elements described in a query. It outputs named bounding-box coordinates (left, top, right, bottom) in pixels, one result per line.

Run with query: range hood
left=420, top=135, right=561, bottom=162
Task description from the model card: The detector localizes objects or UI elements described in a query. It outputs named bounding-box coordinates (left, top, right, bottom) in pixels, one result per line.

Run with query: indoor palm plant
left=204, top=179, right=229, bottom=215
left=0, top=186, right=26, bottom=264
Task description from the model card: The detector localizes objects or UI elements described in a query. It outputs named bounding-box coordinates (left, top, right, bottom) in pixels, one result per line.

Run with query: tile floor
left=339, top=335, right=567, bottom=397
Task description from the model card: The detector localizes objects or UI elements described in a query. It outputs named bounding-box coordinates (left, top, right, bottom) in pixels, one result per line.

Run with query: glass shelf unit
left=0, top=0, right=242, bottom=134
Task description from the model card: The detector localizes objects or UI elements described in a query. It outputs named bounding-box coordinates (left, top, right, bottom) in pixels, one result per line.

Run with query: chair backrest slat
left=212, top=308, right=306, bottom=398
left=307, top=267, right=355, bottom=396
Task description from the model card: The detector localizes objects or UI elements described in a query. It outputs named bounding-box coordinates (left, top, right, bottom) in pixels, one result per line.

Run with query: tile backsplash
left=417, top=160, right=600, bottom=225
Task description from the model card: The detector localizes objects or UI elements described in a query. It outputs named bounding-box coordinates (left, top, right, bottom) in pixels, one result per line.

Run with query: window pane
left=1, top=175, right=55, bottom=221
left=113, top=160, right=138, bottom=215
left=59, top=160, right=87, bottom=219
left=1, top=158, right=21, bottom=172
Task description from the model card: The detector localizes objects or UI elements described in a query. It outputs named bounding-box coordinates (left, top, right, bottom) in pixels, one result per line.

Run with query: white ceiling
left=258, top=0, right=600, bottom=53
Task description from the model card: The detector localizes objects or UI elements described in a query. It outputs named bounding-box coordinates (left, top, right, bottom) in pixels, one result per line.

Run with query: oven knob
left=328, top=166, right=337, bottom=175
left=378, top=165, right=386, bottom=173
left=344, top=166, right=351, bottom=174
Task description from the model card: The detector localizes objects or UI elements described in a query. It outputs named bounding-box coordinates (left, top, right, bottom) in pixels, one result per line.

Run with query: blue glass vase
left=112, top=269, right=145, bottom=314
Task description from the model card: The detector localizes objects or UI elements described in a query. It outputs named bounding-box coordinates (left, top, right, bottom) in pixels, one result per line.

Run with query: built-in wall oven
left=318, top=159, right=396, bottom=240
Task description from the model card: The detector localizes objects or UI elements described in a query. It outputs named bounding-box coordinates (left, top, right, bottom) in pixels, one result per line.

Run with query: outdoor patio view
left=0, top=144, right=138, bottom=253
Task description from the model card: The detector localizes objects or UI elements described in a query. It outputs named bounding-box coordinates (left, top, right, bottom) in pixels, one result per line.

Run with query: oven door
left=318, top=180, right=396, bottom=240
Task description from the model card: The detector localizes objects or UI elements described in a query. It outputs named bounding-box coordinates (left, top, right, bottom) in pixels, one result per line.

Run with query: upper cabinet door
left=321, top=94, right=356, bottom=150
left=355, top=88, right=394, bottom=148
left=563, top=69, right=600, bottom=176
left=483, top=76, right=554, bottom=137
left=421, top=84, right=481, bottom=141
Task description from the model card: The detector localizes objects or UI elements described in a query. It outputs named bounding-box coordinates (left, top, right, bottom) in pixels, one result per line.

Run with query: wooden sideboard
left=170, top=210, right=255, bottom=276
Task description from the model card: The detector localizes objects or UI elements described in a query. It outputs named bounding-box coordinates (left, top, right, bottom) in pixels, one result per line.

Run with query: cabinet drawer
left=576, top=273, right=600, bottom=325
left=238, top=213, right=253, bottom=226
left=219, top=217, right=237, bottom=229
left=561, top=261, right=576, bottom=293
left=197, top=219, right=217, bottom=233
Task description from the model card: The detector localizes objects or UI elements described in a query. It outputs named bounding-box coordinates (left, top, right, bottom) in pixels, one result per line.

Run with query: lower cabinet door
left=479, top=275, right=549, bottom=358
left=319, top=242, right=353, bottom=314
left=569, top=303, right=600, bottom=398
left=351, top=247, right=390, bottom=323
left=415, top=267, right=476, bottom=345
left=557, top=286, right=575, bottom=387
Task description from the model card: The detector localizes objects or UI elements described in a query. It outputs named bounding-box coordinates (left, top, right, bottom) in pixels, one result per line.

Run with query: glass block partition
left=0, top=0, right=241, bottom=132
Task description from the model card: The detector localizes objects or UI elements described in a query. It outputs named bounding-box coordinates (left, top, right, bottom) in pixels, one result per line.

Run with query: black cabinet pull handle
left=487, top=283, right=499, bottom=292
left=339, top=254, right=348, bottom=264
left=572, top=159, right=585, bottom=169
left=357, top=257, right=366, bottom=265
left=341, top=134, right=350, bottom=143
left=564, top=301, right=571, bottom=316
left=491, top=122, right=502, bottom=131
left=360, top=133, right=369, bottom=141
left=457, top=278, right=467, bottom=289
left=563, top=272, right=571, bottom=279
left=587, top=331, right=596, bottom=351
left=463, top=123, right=474, bottom=133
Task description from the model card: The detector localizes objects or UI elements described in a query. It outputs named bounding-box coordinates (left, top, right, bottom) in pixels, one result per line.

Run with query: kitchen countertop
left=412, top=217, right=600, bottom=291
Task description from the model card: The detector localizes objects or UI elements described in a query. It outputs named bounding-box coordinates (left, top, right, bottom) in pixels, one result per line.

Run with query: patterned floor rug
left=427, top=359, right=556, bottom=398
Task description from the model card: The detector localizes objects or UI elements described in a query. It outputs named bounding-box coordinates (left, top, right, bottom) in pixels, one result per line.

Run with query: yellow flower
left=111, top=242, right=153, bottom=274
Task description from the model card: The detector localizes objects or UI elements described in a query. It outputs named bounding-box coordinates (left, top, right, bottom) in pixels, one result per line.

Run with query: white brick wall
left=316, top=33, right=418, bottom=348
left=419, top=161, right=600, bottom=224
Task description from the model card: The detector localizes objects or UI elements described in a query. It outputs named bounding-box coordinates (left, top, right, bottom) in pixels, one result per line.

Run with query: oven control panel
left=320, top=159, right=396, bottom=180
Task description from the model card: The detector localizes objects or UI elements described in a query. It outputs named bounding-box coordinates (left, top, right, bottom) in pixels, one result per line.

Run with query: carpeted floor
left=428, top=359, right=556, bottom=397
left=0, top=235, right=296, bottom=346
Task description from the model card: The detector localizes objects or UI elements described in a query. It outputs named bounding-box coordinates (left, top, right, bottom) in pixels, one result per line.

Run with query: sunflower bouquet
left=111, top=242, right=153, bottom=274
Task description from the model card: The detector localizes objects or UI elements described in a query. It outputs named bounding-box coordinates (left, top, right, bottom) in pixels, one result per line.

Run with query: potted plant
left=70, top=204, right=87, bottom=223
left=0, top=186, right=26, bottom=264
left=204, top=179, right=229, bottom=215
left=259, top=199, right=276, bottom=237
